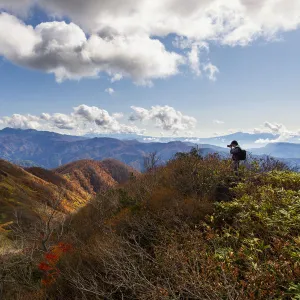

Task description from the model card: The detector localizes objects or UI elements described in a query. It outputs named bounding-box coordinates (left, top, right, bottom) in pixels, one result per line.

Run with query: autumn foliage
left=1, top=151, right=299, bottom=299
left=38, top=243, right=72, bottom=286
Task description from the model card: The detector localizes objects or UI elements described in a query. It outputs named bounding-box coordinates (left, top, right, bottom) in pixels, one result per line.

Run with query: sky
left=0, top=0, right=300, bottom=139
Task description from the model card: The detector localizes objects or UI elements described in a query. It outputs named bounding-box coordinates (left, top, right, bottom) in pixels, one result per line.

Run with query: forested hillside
left=1, top=152, right=299, bottom=299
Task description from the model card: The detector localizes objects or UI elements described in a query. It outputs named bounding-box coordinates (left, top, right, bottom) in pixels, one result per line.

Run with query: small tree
left=175, top=146, right=203, bottom=160
left=143, top=151, right=161, bottom=172
left=12, top=186, right=67, bottom=253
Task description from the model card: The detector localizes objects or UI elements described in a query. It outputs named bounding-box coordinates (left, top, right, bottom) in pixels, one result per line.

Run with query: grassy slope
left=55, top=160, right=118, bottom=194
left=0, top=158, right=138, bottom=227
left=26, top=167, right=90, bottom=203
left=0, top=160, right=89, bottom=227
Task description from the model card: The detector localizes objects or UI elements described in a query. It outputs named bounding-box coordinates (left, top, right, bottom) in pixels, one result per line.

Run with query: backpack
left=237, top=149, right=247, bottom=161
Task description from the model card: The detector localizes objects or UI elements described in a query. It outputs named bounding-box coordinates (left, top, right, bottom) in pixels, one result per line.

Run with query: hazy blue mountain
left=250, top=143, right=300, bottom=159
left=8, top=159, right=40, bottom=168
left=0, top=127, right=86, bottom=142
left=2, top=128, right=299, bottom=171
left=0, top=128, right=87, bottom=167
left=85, top=133, right=144, bottom=140
left=0, top=128, right=208, bottom=170
left=85, top=131, right=281, bottom=148
left=195, top=132, right=279, bottom=148
left=164, top=132, right=281, bottom=148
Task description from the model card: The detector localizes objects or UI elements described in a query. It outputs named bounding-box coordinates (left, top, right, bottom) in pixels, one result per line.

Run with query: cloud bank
left=129, top=105, right=197, bottom=134
left=255, top=122, right=296, bottom=143
left=0, top=0, right=300, bottom=83
left=0, top=105, right=196, bottom=136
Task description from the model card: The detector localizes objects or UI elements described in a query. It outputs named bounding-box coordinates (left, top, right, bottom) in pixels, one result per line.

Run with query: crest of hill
left=101, top=158, right=140, bottom=184
left=55, top=160, right=117, bottom=195
left=0, top=160, right=88, bottom=227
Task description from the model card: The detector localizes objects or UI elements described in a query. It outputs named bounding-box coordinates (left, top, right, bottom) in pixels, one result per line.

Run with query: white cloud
left=2, top=114, right=40, bottom=129
left=111, top=73, right=123, bottom=82
left=188, top=44, right=201, bottom=76
left=105, top=88, right=115, bottom=95
left=0, top=105, right=143, bottom=135
left=204, top=63, right=220, bottom=81
left=213, top=119, right=225, bottom=125
left=35, top=0, right=300, bottom=42
left=0, top=13, right=39, bottom=59
left=264, top=121, right=284, bottom=134
left=51, top=113, right=76, bottom=130
left=129, top=105, right=197, bottom=134
left=128, top=107, right=150, bottom=122
left=0, top=13, right=183, bottom=84
left=112, top=113, right=124, bottom=119
left=254, top=121, right=296, bottom=143
left=0, top=0, right=32, bottom=14
left=0, top=0, right=300, bottom=83
left=74, top=105, right=116, bottom=128
left=143, top=137, right=160, bottom=142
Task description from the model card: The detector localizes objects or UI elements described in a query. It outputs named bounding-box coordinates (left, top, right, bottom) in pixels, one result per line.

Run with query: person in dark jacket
left=227, top=140, right=241, bottom=174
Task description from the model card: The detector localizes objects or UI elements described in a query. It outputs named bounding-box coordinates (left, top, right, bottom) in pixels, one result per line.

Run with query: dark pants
left=233, top=160, right=240, bottom=176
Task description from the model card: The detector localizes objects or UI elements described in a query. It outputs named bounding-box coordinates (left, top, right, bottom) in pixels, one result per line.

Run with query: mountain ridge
left=0, top=159, right=87, bottom=227
left=55, top=160, right=117, bottom=195
left=0, top=128, right=196, bottom=170
left=250, top=142, right=300, bottom=159
left=0, top=158, right=139, bottom=228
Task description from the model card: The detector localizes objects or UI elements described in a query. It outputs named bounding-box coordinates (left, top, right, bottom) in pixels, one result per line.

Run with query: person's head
left=227, top=140, right=238, bottom=148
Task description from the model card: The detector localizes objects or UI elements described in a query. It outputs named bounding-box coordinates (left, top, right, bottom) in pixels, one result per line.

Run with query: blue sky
left=0, top=1, right=300, bottom=138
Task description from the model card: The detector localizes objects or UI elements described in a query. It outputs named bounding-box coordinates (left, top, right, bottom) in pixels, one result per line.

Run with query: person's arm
left=230, top=147, right=240, bottom=154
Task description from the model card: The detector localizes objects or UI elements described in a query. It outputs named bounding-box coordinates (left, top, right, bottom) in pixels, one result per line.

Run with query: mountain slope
left=101, top=158, right=140, bottom=184
left=0, top=160, right=88, bottom=227
left=0, top=128, right=86, bottom=167
left=0, top=158, right=139, bottom=229
left=55, top=160, right=117, bottom=195
left=26, top=167, right=89, bottom=200
left=43, top=151, right=300, bottom=299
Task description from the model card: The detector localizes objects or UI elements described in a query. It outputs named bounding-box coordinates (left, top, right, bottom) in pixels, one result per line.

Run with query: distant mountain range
left=0, top=128, right=225, bottom=170
left=86, top=132, right=289, bottom=148
left=1, top=128, right=300, bottom=170
left=190, top=132, right=279, bottom=148
left=250, top=143, right=300, bottom=159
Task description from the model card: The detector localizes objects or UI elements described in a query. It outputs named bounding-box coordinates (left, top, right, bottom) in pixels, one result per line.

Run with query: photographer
left=227, top=140, right=242, bottom=175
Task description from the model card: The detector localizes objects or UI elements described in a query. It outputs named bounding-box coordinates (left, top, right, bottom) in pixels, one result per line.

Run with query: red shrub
left=39, top=243, right=72, bottom=287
